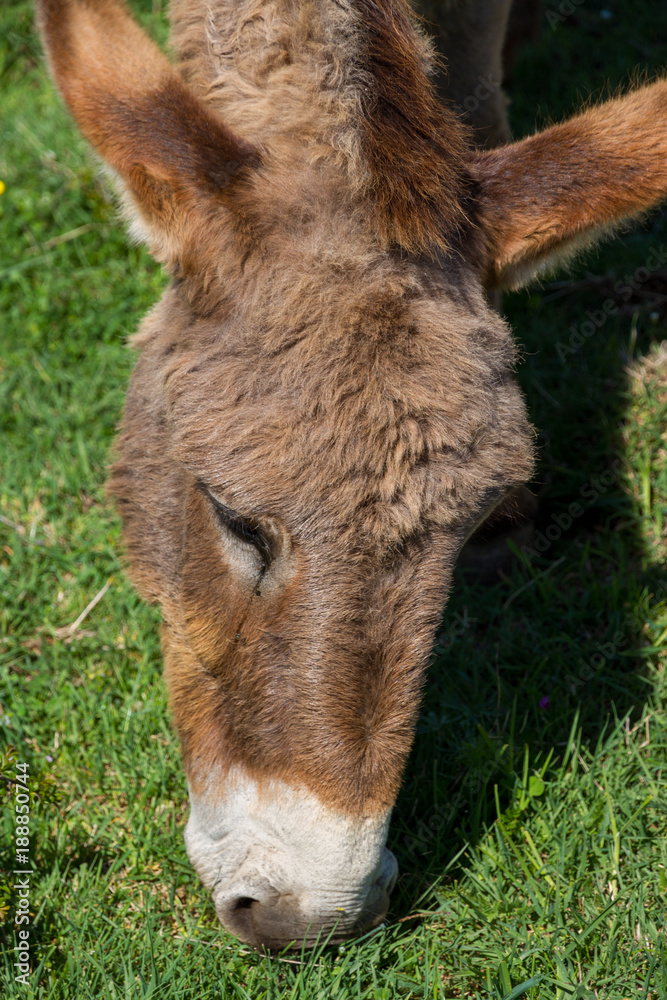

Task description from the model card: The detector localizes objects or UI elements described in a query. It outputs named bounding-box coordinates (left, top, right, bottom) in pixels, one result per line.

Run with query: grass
left=1, top=0, right=666, bottom=996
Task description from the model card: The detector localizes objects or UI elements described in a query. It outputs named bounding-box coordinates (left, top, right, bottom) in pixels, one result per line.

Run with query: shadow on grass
left=386, top=0, right=667, bottom=929
left=390, top=251, right=667, bottom=923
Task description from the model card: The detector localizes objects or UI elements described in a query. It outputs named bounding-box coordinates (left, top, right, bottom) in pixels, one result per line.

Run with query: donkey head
left=38, top=0, right=667, bottom=949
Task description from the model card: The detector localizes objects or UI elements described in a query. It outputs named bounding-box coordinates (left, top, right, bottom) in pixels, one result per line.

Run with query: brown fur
left=171, top=0, right=474, bottom=256
left=36, top=0, right=667, bottom=823
left=473, top=81, right=667, bottom=288
left=351, top=0, right=473, bottom=251
left=110, top=263, right=532, bottom=812
left=37, top=0, right=260, bottom=305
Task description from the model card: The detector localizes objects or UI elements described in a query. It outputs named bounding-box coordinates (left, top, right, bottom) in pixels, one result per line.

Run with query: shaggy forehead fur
left=135, top=254, right=531, bottom=549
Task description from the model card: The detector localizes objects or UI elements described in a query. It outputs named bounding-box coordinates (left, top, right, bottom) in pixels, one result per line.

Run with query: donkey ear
left=36, top=0, right=259, bottom=266
left=472, top=81, right=667, bottom=290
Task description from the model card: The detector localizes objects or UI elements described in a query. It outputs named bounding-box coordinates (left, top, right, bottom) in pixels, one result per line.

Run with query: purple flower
left=539, top=696, right=550, bottom=710
left=46, top=755, right=53, bottom=762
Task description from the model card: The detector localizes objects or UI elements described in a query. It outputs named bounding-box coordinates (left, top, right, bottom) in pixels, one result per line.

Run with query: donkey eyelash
left=196, top=482, right=273, bottom=565
left=215, top=503, right=261, bottom=545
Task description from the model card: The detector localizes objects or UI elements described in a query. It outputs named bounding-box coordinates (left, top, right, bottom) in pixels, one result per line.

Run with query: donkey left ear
left=472, top=80, right=667, bottom=290
left=36, top=0, right=259, bottom=268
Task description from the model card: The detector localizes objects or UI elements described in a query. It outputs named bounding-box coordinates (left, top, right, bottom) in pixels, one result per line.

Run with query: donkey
left=37, top=0, right=667, bottom=950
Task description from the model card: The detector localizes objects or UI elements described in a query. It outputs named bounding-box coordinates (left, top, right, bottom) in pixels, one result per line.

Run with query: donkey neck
left=170, top=0, right=473, bottom=255
left=171, top=0, right=370, bottom=146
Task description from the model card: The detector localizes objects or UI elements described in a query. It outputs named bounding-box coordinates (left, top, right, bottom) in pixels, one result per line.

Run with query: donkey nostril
left=232, top=896, right=257, bottom=911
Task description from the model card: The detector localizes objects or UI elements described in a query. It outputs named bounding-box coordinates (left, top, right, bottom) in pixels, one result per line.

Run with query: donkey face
left=109, top=255, right=532, bottom=944
left=38, top=0, right=667, bottom=950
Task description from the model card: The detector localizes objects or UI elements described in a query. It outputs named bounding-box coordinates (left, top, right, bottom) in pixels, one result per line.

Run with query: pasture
left=1, top=0, right=667, bottom=995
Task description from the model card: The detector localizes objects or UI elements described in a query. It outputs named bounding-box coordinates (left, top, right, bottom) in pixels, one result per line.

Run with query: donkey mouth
left=216, top=849, right=399, bottom=951
left=218, top=890, right=391, bottom=952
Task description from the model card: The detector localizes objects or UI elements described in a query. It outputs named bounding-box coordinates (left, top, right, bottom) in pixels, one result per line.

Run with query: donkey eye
left=197, top=482, right=273, bottom=566
left=214, top=503, right=261, bottom=546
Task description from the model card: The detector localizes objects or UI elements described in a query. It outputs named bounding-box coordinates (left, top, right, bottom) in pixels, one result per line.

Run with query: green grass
left=1, top=0, right=666, bottom=996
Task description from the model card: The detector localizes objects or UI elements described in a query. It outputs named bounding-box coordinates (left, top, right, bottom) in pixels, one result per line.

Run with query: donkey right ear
left=37, top=0, right=259, bottom=267
left=471, top=80, right=667, bottom=291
